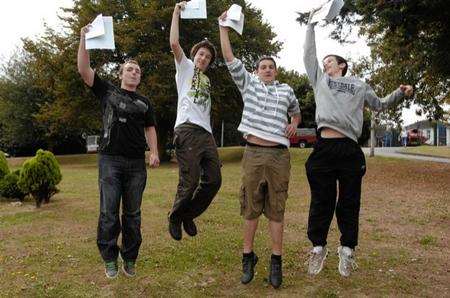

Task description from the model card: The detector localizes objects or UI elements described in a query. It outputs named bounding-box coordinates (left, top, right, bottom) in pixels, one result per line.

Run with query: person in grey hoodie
left=303, top=11, right=413, bottom=277
left=219, top=11, right=301, bottom=289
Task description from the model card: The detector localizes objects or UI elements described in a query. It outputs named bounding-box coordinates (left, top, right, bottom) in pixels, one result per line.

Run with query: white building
left=405, top=120, right=450, bottom=146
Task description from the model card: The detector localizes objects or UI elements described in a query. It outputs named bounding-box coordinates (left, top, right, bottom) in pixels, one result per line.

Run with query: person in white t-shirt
left=167, top=1, right=222, bottom=241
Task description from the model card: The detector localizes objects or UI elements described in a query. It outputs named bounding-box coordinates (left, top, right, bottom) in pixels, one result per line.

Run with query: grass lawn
left=400, top=145, right=450, bottom=158
left=0, top=148, right=449, bottom=296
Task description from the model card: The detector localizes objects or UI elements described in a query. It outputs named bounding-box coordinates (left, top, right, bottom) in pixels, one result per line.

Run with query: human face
left=323, top=56, right=344, bottom=78
left=120, top=62, right=141, bottom=91
left=256, top=59, right=277, bottom=84
left=193, top=47, right=212, bottom=72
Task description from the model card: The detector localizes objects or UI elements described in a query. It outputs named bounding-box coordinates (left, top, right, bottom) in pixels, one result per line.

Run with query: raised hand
left=174, top=1, right=187, bottom=14
left=219, top=11, right=228, bottom=22
left=80, top=24, right=92, bottom=38
left=400, top=84, right=414, bottom=97
left=308, top=7, right=321, bottom=25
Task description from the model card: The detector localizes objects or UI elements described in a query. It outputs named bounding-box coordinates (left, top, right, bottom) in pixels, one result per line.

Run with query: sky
left=0, top=0, right=426, bottom=125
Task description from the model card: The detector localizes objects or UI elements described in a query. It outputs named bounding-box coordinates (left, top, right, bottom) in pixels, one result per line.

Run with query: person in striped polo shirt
left=219, top=12, right=301, bottom=289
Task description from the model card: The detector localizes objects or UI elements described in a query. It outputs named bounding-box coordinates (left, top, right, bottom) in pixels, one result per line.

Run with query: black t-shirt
left=90, top=73, right=156, bottom=158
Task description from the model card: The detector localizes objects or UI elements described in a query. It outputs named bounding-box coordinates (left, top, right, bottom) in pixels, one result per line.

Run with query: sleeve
left=144, top=100, right=156, bottom=127
left=364, top=84, right=405, bottom=112
left=226, top=58, right=252, bottom=93
left=90, top=73, right=110, bottom=100
left=175, top=51, right=193, bottom=76
left=303, top=24, right=322, bottom=87
left=287, top=87, right=301, bottom=117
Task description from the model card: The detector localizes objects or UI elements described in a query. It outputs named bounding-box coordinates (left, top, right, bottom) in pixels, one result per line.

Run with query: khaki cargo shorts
left=239, top=145, right=291, bottom=222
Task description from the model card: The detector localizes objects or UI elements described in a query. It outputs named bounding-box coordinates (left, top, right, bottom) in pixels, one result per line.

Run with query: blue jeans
left=97, top=154, right=147, bottom=262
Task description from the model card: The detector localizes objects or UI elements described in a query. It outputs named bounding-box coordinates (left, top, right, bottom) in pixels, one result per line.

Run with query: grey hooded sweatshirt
left=304, top=23, right=405, bottom=142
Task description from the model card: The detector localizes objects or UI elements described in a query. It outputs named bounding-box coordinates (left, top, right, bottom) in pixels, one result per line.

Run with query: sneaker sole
left=337, top=249, right=351, bottom=277
left=105, top=268, right=119, bottom=279
left=308, top=249, right=328, bottom=275
left=118, top=255, right=136, bottom=277
left=338, top=262, right=350, bottom=277
left=122, top=264, right=136, bottom=278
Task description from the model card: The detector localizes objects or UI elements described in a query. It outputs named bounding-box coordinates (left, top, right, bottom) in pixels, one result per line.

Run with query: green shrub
left=0, top=151, right=10, bottom=180
left=0, top=170, right=27, bottom=201
left=18, top=149, right=62, bottom=208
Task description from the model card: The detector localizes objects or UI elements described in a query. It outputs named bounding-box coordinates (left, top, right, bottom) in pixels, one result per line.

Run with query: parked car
left=86, top=135, right=100, bottom=153
left=407, top=129, right=427, bottom=146
left=289, top=128, right=317, bottom=148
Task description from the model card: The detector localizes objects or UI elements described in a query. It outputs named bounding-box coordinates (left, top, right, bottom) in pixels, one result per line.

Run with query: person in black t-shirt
left=77, top=23, right=159, bottom=279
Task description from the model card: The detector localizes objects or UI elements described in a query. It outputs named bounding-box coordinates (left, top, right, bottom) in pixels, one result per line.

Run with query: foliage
left=277, top=69, right=316, bottom=128
left=0, top=0, right=285, bottom=156
left=0, top=151, right=10, bottom=180
left=0, top=169, right=27, bottom=201
left=297, top=0, right=450, bottom=122
left=18, top=149, right=62, bottom=207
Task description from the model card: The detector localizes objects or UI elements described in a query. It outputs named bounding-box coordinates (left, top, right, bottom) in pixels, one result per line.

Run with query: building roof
left=405, top=120, right=450, bottom=130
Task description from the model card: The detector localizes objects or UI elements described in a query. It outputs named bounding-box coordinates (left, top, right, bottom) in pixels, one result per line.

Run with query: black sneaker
left=105, top=261, right=119, bottom=279
left=241, top=253, right=258, bottom=284
left=269, top=256, right=282, bottom=289
left=183, top=219, right=197, bottom=237
left=168, top=218, right=182, bottom=241
left=122, top=260, right=136, bottom=277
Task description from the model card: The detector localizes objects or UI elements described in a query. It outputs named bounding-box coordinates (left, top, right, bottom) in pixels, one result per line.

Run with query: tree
left=276, top=69, right=315, bottom=128
left=65, top=0, right=283, bottom=152
left=0, top=50, right=48, bottom=156
left=297, top=0, right=450, bottom=122
left=18, top=149, right=62, bottom=208
left=0, top=0, right=284, bottom=155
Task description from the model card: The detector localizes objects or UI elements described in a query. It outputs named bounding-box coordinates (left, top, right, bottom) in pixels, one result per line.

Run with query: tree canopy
left=0, top=0, right=318, bottom=156
left=297, top=0, right=450, bottom=122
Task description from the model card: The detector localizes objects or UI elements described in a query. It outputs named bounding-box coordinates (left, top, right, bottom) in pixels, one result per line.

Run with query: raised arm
left=170, top=2, right=186, bottom=63
left=218, top=12, right=235, bottom=63
left=77, top=25, right=95, bottom=87
left=303, top=10, right=321, bottom=86
left=365, top=84, right=413, bottom=111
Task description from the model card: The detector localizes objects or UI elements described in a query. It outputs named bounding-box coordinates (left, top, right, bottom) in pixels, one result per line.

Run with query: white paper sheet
left=219, top=4, right=245, bottom=35
left=85, top=14, right=105, bottom=39
left=187, top=0, right=200, bottom=9
left=181, top=0, right=207, bottom=19
left=85, top=16, right=115, bottom=50
left=227, top=4, right=242, bottom=21
left=295, top=0, right=329, bottom=13
left=310, top=0, right=344, bottom=23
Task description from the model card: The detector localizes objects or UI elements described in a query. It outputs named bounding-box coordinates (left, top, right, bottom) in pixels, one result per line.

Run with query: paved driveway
left=361, top=147, right=450, bottom=164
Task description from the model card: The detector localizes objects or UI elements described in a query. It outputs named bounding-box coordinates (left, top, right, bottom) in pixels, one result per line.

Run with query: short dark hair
left=255, top=56, right=277, bottom=70
left=323, top=54, right=348, bottom=76
left=190, top=39, right=217, bottom=66
left=119, top=59, right=140, bottom=75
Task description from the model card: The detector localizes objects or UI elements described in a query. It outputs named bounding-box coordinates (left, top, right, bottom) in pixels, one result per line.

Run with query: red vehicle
left=407, top=129, right=427, bottom=146
left=289, top=128, right=317, bottom=148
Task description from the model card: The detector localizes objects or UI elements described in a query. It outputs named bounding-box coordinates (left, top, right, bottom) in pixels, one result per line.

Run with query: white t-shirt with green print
left=174, top=52, right=212, bottom=133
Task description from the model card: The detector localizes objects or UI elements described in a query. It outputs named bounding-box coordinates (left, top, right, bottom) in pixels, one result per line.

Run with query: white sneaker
left=337, top=246, right=358, bottom=277
left=307, top=246, right=328, bottom=275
